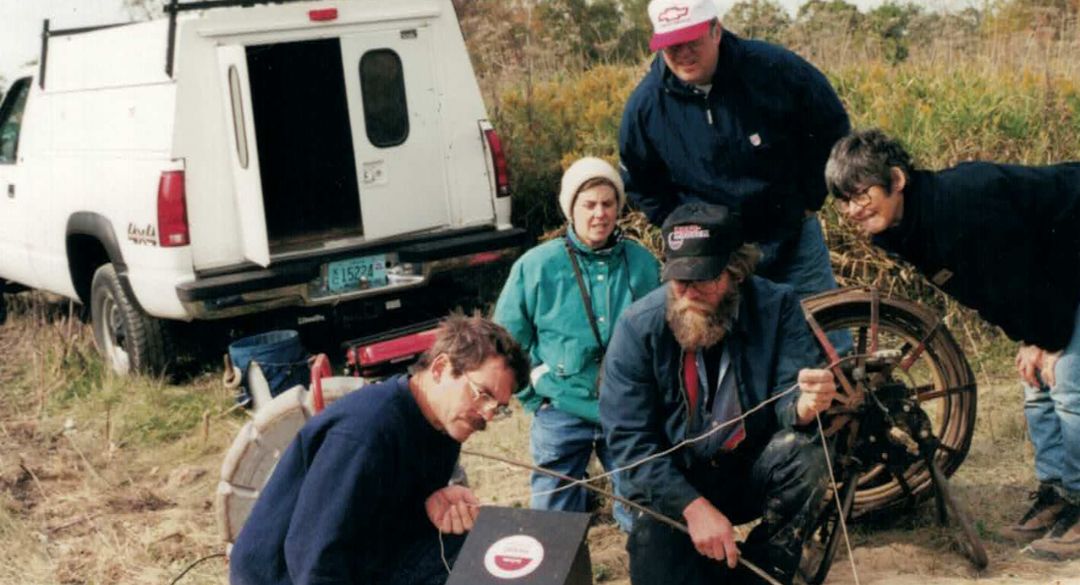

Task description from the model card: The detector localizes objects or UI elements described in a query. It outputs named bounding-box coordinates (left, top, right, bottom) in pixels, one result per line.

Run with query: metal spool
left=802, top=286, right=977, bottom=516
left=798, top=286, right=986, bottom=584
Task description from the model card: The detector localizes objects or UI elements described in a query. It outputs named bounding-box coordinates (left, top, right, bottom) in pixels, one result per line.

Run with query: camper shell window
left=0, top=78, right=31, bottom=164
left=226, top=66, right=249, bottom=169
left=359, top=50, right=409, bottom=148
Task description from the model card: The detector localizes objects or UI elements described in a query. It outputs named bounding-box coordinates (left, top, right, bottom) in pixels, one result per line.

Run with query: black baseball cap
left=661, top=203, right=743, bottom=282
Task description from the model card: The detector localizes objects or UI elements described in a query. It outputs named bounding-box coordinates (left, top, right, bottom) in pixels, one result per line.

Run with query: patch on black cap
left=660, top=203, right=743, bottom=281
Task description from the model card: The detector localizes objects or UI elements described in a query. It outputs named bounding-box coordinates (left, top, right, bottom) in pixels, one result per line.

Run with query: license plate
left=326, top=254, right=388, bottom=293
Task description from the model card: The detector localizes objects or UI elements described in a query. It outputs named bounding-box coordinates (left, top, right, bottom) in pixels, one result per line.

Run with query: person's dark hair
left=825, top=129, right=914, bottom=200
left=725, top=243, right=761, bottom=283
left=411, top=311, right=530, bottom=392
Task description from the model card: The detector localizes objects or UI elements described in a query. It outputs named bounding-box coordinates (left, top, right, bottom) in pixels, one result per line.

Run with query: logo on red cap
left=659, top=5, right=689, bottom=22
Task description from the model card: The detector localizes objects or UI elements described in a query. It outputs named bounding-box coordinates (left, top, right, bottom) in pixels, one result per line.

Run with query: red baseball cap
left=648, top=0, right=719, bottom=52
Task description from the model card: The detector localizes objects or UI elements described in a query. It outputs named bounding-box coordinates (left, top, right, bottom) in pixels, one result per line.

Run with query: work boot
left=1026, top=503, right=1080, bottom=560
left=1001, top=483, right=1067, bottom=542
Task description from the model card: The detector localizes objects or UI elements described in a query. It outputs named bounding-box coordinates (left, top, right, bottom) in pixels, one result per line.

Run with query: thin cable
left=438, top=528, right=451, bottom=575
left=461, top=354, right=865, bottom=583
left=815, top=412, right=860, bottom=585
left=462, top=449, right=783, bottom=585
left=530, top=354, right=862, bottom=500
left=167, top=552, right=226, bottom=585
left=529, top=383, right=800, bottom=502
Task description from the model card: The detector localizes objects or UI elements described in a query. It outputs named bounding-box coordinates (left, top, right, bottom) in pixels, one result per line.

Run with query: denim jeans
left=1023, top=302, right=1080, bottom=501
left=758, top=214, right=852, bottom=355
left=530, top=404, right=634, bottom=531
left=626, top=430, right=830, bottom=585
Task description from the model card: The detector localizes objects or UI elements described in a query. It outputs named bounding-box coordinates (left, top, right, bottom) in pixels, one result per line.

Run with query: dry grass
left=1, top=288, right=1077, bottom=585
left=0, top=293, right=238, bottom=585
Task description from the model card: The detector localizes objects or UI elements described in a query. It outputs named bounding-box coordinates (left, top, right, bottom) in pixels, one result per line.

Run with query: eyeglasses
left=465, top=374, right=512, bottom=421
left=834, top=185, right=874, bottom=211
left=673, top=276, right=726, bottom=294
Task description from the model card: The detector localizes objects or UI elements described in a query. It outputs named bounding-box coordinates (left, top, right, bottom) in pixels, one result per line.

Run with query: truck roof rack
left=36, top=0, right=321, bottom=88
left=164, top=0, right=318, bottom=76
left=38, top=19, right=136, bottom=89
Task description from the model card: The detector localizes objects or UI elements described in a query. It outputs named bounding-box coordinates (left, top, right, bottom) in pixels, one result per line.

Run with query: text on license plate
left=326, top=254, right=388, bottom=292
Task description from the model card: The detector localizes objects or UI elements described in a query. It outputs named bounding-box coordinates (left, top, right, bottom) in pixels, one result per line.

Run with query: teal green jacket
left=493, top=230, right=661, bottom=422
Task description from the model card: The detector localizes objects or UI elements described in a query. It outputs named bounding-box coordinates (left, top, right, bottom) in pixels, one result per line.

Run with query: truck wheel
left=90, top=264, right=174, bottom=375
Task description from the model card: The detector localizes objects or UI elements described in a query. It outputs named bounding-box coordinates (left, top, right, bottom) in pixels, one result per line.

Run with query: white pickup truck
left=0, top=0, right=525, bottom=374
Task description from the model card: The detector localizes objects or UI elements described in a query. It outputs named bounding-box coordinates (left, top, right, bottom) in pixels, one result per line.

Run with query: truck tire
left=90, top=263, right=174, bottom=375
left=0, top=292, right=6, bottom=326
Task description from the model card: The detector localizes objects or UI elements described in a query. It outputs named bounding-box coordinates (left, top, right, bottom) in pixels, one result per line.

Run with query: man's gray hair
left=825, top=129, right=914, bottom=200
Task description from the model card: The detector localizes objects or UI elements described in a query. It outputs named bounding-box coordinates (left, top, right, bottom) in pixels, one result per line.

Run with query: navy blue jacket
left=619, top=31, right=850, bottom=243
left=229, top=375, right=460, bottom=585
left=599, top=277, right=823, bottom=519
left=875, top=163, right=1080, bottom=351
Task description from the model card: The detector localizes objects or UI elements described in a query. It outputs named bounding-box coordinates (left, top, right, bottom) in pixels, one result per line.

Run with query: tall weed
left=486, top=32, right=1080, bottom=368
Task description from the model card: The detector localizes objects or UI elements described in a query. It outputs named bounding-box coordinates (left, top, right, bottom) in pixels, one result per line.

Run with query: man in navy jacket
left=229, top=314, right=529, bottom=585
left=600, top=203, right=838, bottom=584
left=826, top=128, right=1080, bottom=559
left=620, top=0, right=850, bottom=300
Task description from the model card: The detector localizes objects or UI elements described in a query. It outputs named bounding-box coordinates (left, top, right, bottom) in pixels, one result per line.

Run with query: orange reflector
left=309, top=8, right=338, bottom=21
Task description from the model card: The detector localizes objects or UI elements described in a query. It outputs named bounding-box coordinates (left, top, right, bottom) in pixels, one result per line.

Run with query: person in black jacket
left=229, top=314, right=530, bottom=585
left=619, top=0, right=850, bottom=302
left=825, top=128, right=1080, bottom=560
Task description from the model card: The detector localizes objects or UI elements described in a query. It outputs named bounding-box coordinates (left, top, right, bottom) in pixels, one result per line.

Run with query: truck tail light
left=346, top=327, right=439, bottom=377
left=158, top=170, right=190, bottom=247
left=309, top=8, right=338, bottom=21
left=484, top=128, right=511, bottom=198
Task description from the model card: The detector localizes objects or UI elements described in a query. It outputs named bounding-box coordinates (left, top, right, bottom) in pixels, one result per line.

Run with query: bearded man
left=599, top=203, right=838, bottom=585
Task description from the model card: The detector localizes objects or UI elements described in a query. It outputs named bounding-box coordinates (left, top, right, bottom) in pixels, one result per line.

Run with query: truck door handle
left=5, top=184, right=12, bottom=198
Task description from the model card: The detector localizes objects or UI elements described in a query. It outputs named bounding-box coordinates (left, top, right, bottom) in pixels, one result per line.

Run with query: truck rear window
left=359, top=50, right=409, bottom=148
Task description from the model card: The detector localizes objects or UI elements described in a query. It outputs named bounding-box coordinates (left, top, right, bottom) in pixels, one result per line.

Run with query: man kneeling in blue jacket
left=229, top=314, right=529, bottom=585
left=600, top=203, right=838, bottom=585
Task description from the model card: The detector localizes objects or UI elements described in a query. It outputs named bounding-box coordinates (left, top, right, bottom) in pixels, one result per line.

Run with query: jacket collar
left=566, top=225, right=624, bottom=257
left=873, top=170, right=928, bottom=255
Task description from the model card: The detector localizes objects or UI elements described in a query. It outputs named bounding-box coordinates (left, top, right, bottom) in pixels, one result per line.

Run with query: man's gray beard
left=666, top=284, right=740, bottom=351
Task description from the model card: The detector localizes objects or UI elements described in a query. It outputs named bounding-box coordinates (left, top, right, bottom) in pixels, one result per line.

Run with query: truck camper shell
left=0, top=0, right=523, bottom=374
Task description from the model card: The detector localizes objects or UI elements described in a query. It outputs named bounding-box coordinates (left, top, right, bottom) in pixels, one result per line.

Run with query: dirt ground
left=1, top=308, right=1080, bottom=585
left=464, top=378, right=1080, bottom=585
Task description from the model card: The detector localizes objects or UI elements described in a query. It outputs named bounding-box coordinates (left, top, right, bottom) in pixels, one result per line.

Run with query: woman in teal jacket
left=494, top=157, right=661, bottom=530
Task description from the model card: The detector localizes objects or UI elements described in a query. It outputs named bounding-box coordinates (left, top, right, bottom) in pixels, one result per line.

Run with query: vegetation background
left=1, top=0, right=1079, bottom=583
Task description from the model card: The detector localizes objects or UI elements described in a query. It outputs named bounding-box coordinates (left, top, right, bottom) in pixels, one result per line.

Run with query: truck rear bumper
left=177, top=226, right=527, bottom=319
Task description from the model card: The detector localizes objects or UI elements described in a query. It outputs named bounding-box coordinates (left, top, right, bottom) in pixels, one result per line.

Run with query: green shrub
left=494, top=65, right=641, bottom=234
left=488, top=39, right=1080, bottom=366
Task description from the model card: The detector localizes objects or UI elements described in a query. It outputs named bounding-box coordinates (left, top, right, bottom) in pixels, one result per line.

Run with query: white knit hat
left=558, top=157, right=626, bottom=222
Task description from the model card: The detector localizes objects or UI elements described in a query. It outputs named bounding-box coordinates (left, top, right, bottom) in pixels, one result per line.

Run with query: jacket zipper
left=679, top=349, right=692, bottom=420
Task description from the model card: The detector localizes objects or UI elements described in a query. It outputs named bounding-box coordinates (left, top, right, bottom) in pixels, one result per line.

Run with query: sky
left=0, top=0, right=986, bottom=84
